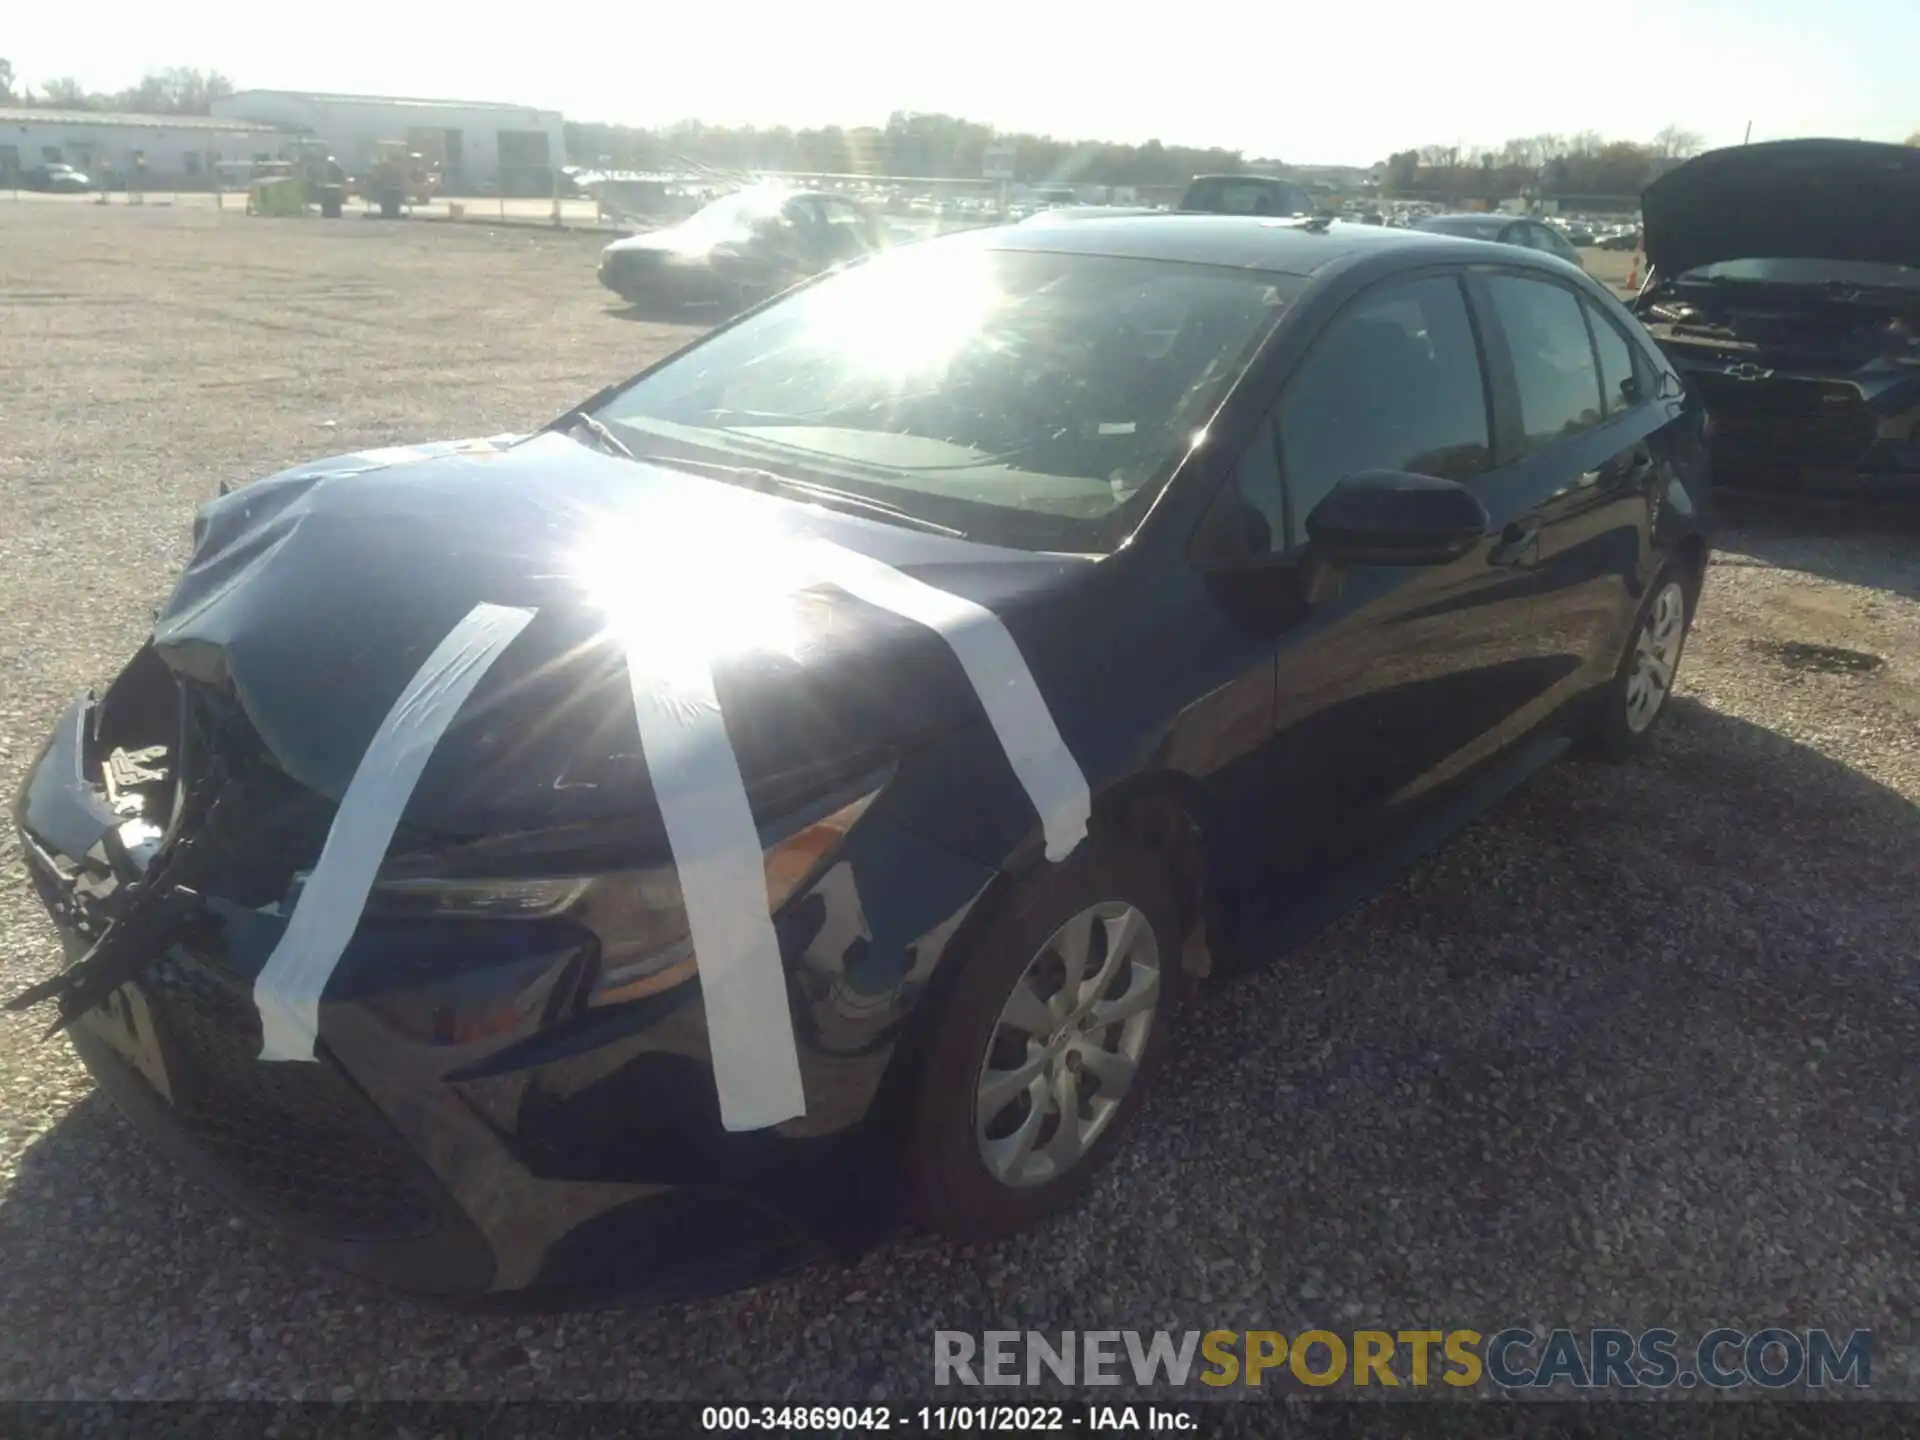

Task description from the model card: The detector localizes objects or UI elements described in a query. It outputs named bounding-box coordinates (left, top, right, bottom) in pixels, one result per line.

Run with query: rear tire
left=1587, top=561, right=1695, bottom=761
left=905, top=833, right=1181, bottom=1240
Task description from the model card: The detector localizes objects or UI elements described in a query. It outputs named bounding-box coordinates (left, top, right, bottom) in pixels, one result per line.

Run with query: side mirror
left=1304, top=470, right=1490, bottom=566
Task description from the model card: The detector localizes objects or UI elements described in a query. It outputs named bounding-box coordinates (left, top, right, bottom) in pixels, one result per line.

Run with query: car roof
left=983, top=213, right=1525, bottom=277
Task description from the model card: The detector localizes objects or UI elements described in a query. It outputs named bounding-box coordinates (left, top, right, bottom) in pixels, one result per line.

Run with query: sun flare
left=813, top=246, right=1002, bottom=379
left=571, top=497, right=815, bottom=693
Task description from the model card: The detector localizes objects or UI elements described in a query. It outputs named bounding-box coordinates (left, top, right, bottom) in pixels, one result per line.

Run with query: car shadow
left=2, top=699, right=1917, bottom=1397
left=1715, top=492, right=1920, bottom=599
left=608, top=296, right=745, bottom=327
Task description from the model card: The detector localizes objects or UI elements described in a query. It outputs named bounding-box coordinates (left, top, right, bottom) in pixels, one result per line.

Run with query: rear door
left=1437, top=268, right=1665, bottom=768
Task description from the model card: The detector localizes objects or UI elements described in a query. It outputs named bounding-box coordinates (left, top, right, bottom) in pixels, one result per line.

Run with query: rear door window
left=1185, top=178, right=1310, bottom=216
left=1582, top=298, right=1647, bottom=417
left=1482, top=274, right=1606, bottom=453
left=1276, top=274, right=1492, bottom=544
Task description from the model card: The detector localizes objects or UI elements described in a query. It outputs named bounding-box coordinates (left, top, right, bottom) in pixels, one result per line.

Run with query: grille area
left=1696, top=374, right=1878, bottom=467
left=131, top=950, right=448, bottom=1243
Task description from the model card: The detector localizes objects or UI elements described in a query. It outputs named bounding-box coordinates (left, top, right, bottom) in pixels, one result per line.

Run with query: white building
left=210, top=90, right=566, bottom=195
left=0, top=106, right=283, bottom=186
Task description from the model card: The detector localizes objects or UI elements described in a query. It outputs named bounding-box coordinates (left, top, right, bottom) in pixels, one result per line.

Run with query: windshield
left=590, top=239, right=1301, bottom=552
left=1416, top=216, right=1504, bottom=238
left=678, top=188, right=789, bottom=240
left=1678, top=257, right=1920, bottom=291
left=1183, top=178, right=1312, bottom=216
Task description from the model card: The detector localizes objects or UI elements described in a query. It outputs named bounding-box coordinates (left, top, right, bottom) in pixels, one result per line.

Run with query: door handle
left=1583, top=446, right=1656, bottom=493
left=1618, top=443, right=1657, bottom=484
left=1488, top=520, right=1542, bottom=568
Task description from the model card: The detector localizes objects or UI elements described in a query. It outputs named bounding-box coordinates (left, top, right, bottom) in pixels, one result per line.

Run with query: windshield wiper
left=556, top=410, right=636, bottom=461
left=656, top=456, right=970, bottom=538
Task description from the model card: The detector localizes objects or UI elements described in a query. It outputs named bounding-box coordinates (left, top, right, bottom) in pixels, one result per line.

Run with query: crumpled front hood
left=1643, top=139, right=1920, bottom=278
left=155, top=431, right=1089, bottom=845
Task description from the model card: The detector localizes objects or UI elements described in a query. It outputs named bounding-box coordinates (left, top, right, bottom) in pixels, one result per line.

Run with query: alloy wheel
left=1625, top=579, right=1687, bottom=733
left=973, top=901, right=1162, bottom=1189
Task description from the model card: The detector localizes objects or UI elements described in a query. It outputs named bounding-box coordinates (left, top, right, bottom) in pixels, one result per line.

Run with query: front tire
left=905, top=834, right=1181, bottom=1239
left=1588, top=563, right=1694, bottom=761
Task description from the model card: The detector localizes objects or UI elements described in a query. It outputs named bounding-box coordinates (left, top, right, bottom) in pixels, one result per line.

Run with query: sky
left=7, top=0, right=1918, bottom=167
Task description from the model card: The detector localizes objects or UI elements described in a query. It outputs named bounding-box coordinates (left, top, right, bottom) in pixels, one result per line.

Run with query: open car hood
left=1642, top=139, right=1920, bottom=279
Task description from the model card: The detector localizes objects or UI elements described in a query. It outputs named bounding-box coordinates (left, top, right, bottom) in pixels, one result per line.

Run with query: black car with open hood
left=13, top=216, right=1712, bottom=1304
left=1632, top=138, right=1920, bottom=496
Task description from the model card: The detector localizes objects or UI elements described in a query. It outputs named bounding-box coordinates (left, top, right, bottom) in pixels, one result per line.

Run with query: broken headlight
left=357, top=789, right=880, bottom=1011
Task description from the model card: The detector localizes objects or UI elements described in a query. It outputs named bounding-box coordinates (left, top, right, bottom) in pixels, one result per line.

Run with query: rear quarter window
left=1583, top=297, right=1649, bottom=416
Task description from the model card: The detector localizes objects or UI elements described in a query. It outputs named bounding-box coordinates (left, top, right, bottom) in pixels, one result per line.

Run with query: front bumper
left=1670, top=352, right=1920, bottom=498
left=14, top=674, right=999, bottom=1302
left=1709, top=438, right=1920, bottom=499
left=598, top=248, right=776, bottom=308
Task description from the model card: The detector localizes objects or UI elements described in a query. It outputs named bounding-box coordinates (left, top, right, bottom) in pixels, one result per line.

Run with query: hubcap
left=1625, top=580, right=1687, bottom=733
left=973, top=901, right=1162, bottom=1189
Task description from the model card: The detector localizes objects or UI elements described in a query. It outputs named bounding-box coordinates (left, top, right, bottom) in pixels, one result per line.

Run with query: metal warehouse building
left=0, top=106, right=282, bottom=186
left=210, top=90, right=567, bottom=195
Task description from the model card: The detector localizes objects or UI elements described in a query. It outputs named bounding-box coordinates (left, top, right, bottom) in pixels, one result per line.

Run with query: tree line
left=564, top=110, right=1259, bottom=186
left=1387, top=126, right=1920, bottom=203
left=1379, top=127, right=1713, bottom=203
left=0, top=60, right=235, bottom=115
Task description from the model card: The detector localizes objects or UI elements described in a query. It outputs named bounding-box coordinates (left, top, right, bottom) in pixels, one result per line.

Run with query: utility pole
left=1743, top=120, right=1753, bottom=145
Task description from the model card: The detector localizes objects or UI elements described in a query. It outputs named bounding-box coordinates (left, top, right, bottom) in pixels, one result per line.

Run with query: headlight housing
left=354, top=788, right=880, bottom=1013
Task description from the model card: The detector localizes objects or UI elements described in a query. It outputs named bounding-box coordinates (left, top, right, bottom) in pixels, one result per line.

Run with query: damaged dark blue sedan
left=11, top=216, right=1714, bottom=1303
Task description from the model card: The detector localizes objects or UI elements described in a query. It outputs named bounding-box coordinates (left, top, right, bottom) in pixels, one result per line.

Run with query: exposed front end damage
left=12, top=655, right=502, bottom=1295
left=13, top=641, right=1001, bottom=1302
left=1637, top=288, right=1920, bottom=495
left=9, top=435, right=1036, bottom=1303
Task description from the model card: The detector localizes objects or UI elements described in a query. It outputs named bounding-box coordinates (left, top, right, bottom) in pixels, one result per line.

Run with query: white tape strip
left=807, top=541, right=1092, bottom=863
left=253, top=602, right=536, bottom=1062
left=624, top=656, right=806, bottom=1133
left=241, top=528, right=1084, bottom=1142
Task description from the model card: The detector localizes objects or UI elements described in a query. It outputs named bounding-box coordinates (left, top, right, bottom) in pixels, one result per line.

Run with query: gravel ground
left=1, top=201, right=1917, bottom=1403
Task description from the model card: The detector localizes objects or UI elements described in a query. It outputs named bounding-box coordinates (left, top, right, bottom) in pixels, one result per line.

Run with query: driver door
left=1201, top=270, right=1577, bottom=878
